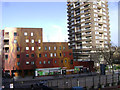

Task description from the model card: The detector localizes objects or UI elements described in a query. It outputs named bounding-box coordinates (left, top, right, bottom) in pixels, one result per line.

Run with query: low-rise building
left=2, top=27, right=94, bottom=77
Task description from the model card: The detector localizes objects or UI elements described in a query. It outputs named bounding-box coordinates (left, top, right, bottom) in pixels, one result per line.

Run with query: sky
left=2, top=1, right=119, bottom=45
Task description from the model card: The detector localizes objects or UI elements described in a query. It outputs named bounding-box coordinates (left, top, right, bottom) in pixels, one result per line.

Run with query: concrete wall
left=46, top=74, right=119, bottom=89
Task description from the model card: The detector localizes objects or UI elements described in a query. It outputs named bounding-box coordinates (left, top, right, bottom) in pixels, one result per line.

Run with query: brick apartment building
left=2, top=27, right=94, bottom=77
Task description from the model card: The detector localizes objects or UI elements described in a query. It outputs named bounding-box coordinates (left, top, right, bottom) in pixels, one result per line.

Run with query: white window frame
left=31, top=47, right=34, bottom=51
left=31, top=32, right=33, bottom=36
left=26, top=62, right=29, bottom=64
left=50, top=53, right=53, bottom=57
left=26, top=47, right=29, bottom=50
left=24, top=32, right=27, bottom=36
left=38, top=47, right=41, bottom=50
left=31, top=39, right=34, bottom=43
left=38, top=39, right=41, bottom=43
left=54, top=53, right=56, bottom=57
left=26, top=39, right=29, bottom=43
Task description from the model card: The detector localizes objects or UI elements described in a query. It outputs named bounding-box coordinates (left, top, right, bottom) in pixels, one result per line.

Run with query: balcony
left=4, top=42, right=9, bottom=45
left=4, top=50, right=9, bottom=53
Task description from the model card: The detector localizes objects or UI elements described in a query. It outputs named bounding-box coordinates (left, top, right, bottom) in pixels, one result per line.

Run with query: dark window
left=45, top=54, right=47, bottom=57
left=45, top=46, right=47, bottom=50
left=39, top=54, right=41, bottom=57
left=59, top=46, right=61, bottom=50
left=61, top=60, right=63, bottom=63
left=55, top=61, right=57, bottom=63
left=17, top=47, right=20, bottom=51
left=48, top=61, right=50, bottom=64
left=17, top=54, right=20, bottom=58
left=17, top=62, right=20, bottom=66
left=26, top=54, right=29, bottom=57
left=39, top=61, right=42, bottom=64
left=64, top=53, right=65, bottom=56
left=5, top=55, right=8, bottom=60
left=14, top=32, right=17, bottom=36
left=60, top=53, right=61, bottom=56
left=31, top=61, right=34, bottom=65
left=65, top=60, right=67, bottom=63
left=69, top=53, right=72, bottom=55
left=31, top=54, right=34, bottom=57
left=70, top=60, right=73, bottom=64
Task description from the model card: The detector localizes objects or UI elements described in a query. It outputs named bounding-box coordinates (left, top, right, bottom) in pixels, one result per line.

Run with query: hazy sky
left=2, top=2, right=118, bottom=45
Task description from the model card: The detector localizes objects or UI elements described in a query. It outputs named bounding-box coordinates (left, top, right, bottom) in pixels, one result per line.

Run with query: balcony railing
left=4, top=50, right=9, bottom=53
left=4, top=42, right=9, bottom=45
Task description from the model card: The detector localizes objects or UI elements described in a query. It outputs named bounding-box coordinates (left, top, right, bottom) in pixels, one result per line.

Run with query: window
left=94, top=10, right=97, bottom=12
left=94, top=18, right=98, bottom=21
left=95, top=27, right=98, bottom=30
left=39, top=54, right=41, bottom=57
left=54, top=46, right=56, bottom=50
left=69, top=53, right=72, bottom=55
left=45, top=54, right=47, bottom=57
left=71, top=60, right=73, bottom=64
left=61, top=60, right=63, bottom=63
left=26, top=39, right=29, bottom=43
left=5, top=55, right=8, bottom=60
left=43, top=61, right=46, bottom=64
left=96, top=41, right=99, bottom=43
left=50, top=53, right=53, bottom=57
left=59, top=46, right=61, bottom=50
left=60, top=53, right=61, bottom=57
left=26, top=47, right=29, bottom=50
left=31, top=39, right=34, bottom=43
left=39, top=61, right=42, bottom=64
left=38, top=39, right=41, bottom=43
left=95, top=36, right=99, bottom=39
left=17, top=47, right=20, bottom=51
left=31, top=54, right=34, bottom=57
left=54, top=53, right=56, bottom=57
left=55, top=61, right=57, bottom=64
left=31, top=47, right=34, bottom=51
left=105, top=41, right=107, bottom=44
left=31, top=61, right=34, bottom=65
left=63, top=47, right=65, bottom=50
left=26, top=54, right=29, bottom=57
left=65, top=60, right=67, bottom=63
left=14, top=40, right=17, bottom=43
left=17, top=54, right=20, bottom=58
left=45, top=46, right=47, bottom=50
left=24, top=32, right=27, bottom=36
left=105, top=37, right=108, bottom=39
left=95, top=32, right=99, bottom=34
left=38, top=47, right=41, bottom=50
left=93, top=5, right=97, bottom=8
left=49, top=47, right=51, bottom=50
left=31, top=32, right=33, bottom=36
left=64, top=53, right=65, bottom=56
left=48, top=61, right=50, bottom=64
left=14, top=32, right=17, bottom=36
left=26, top=62, right=29, bottom=65
left=104, top=33, right=107, bottom=35
left=95, top=23, right=98, bottom=26
left=17, top=62, right=20, bottom=66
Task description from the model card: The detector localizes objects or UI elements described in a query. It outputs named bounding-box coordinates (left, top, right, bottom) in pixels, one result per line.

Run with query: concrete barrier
left=85, top=77, right=93, bottom=88
left=106, top=75, right=112, bottom=84
left=78, top=78, right=86, bottom=87
left=93, top=76, right=99, bottom=88
left=46, top=74, right=119, bottom=89
left=71, top=78, right=78, bottom=87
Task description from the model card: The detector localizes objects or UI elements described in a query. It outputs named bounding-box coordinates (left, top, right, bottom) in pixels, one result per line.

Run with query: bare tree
left=90, top=44, right=120, bottom=73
